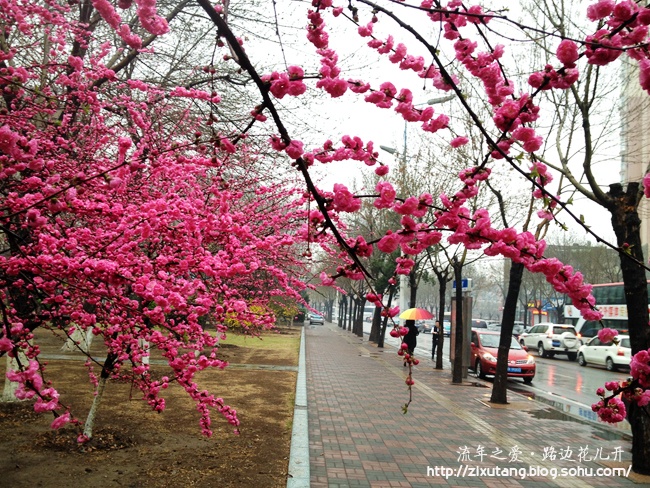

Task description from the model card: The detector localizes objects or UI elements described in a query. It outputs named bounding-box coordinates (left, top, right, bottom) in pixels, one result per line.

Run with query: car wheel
left=537, top=342, right=547, bottom=358
left=606, top=357, right=617, bottom=372
left=567, top=352, right=577, bottom=361
left=523, top=376, right=533, bottom=384
left=578, top=353, right=587, bottom=367
left=476, top=360, right=486, bottom=379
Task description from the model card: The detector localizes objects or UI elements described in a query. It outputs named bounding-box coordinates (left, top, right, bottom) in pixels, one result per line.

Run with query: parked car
left=471, top=318, right=488, bottom=329
left=513, top=321, right=526, bottom=337
left=309, top=313, right=324, bottom=325
left=470, top=330, right=535, bottom=384
left=577, top=335, right=631, bottom=371
left=416, top=320, right=434, bottom=333
left=518, top=323, right=580, bottom=360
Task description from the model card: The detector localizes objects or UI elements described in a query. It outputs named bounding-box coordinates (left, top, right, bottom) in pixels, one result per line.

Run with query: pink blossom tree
left=0, top=0, right=314, bottom=440
left=4, top=0, right=650, bottom=474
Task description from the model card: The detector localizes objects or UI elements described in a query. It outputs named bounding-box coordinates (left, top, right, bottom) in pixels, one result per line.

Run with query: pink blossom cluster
left=423, top=0, right=490, bottom=39
left=134, top=0, right=170, bottom=36
left=306, top=9, right=348, bottom=98
left=592, top=396, right=626, bottom=423
left=262, top=66, right=308, bottom=99
left=304, top=136, right=385, bottom=174
left=330, top=183, right=362, bottom=213
left=92, top=0, right=143, bottom=49
left=528, top=40, right=580, bottom=91
left=630, top=349, right=650, bottom=388
left=0, top=23, right=313, bottom=436
left=584, top=1, right=650, bottom=93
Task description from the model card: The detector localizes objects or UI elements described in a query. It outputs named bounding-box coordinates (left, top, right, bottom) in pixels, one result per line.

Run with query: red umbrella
left=399, top=308, right=434, bottom=320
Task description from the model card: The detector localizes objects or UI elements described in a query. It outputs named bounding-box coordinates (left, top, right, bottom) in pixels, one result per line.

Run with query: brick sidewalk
left=305, top=323, right=645, bottom=487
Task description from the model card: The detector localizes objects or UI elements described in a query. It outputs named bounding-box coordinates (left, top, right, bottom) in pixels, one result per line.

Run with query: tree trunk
left=354, top=298, right=365, bottom=337
left=607, top=183, right=650, bottom=474
left=83, top=374, right=107, bottom=439
left=83, top=353, right=117, bottom=440
left=490, top=261, right=525, bottom=404
left=368, top=306, right=382, bottom=342
left=452, top=258, right=464, bottom=384
left=2, top=356, right=23, bottom=402
left=61, top=328, right=94, bottom=353
left=377, top=285, right=395, bottom=348
left=435, top=280, right=447, bottom=370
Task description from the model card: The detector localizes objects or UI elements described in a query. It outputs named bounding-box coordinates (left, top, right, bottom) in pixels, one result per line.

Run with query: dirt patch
left=0, top=326, right=302, bottom=488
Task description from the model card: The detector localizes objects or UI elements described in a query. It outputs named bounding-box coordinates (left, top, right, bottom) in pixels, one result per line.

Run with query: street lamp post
left=379, top=95, right=454, bottom=324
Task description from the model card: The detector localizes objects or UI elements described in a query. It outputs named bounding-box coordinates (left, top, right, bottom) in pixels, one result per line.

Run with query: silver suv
left=518, top=323, right=579, bottom=361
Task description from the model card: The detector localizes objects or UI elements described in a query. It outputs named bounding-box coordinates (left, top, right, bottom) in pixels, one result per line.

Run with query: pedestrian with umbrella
left=399, top=308, right=433, bottom=366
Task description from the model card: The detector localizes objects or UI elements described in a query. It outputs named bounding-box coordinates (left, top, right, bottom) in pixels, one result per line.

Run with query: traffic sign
left=452, top=278, right=472, bottom=292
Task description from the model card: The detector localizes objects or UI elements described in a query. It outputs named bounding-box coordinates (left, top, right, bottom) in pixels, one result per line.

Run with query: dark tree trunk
left=607, top=183, right=650, bottom=474
left=490, top=261, right=525, bottom=404
left=324, top=298, right=334, bottom=322
left=340, top=295, right=347, bottom=329
left=377, top=285, right=396, bottom=348
left=368, top=306, right=382, bottom=342
left=435, top=279, right=447, bottom=370
left=452, top=258, right=464, bottom=384
left=354, top=298, right=365, bottom=337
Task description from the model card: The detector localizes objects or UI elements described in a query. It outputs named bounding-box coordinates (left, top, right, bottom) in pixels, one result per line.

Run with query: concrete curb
left=286, top=327, right=309, bottom=488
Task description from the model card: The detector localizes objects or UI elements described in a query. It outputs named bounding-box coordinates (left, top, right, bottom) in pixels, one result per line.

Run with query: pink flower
left=331, top=183, right=361, bottom=213
left=639, top=59, right=650, bottom=95
left=285, top=140, right=304, bottom=159
left=0, top=337, right=13, bottom=352
left=50, top=412, right=71, bottom=430
left=556, top=39, right=579, bottom=67
left=644, top=173, right=650, bottom=198
left=587, top=0, right=615, bottom=21
left=450, top=136, right=469, bottom=148
left=592, top=396, right=626, bottom=423
left=597, top=327, right=619, bottom=343
left=377, top=232, right=400, bottom=253
left=375, top=165, right=389, bottom=176
left=0, top=125, right=20, bottom=157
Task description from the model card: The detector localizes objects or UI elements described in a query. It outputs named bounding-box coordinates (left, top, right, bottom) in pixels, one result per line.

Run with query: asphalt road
left=357, top=321, right=632, bottom=438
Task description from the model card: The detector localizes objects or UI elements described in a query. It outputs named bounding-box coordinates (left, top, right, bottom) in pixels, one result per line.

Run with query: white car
left=309, top=313, right=324, bottom=325
left=518, top=322, right=580, bottom=361
left=577, top=335, right=631, bottom=371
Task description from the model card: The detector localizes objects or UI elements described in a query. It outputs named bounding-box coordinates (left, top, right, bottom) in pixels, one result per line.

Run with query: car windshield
left=620, top=338, right=630, bottom=348
left=479, top=334, right=522, bottom=349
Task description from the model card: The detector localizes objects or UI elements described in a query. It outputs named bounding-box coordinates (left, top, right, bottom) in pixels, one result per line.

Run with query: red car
left=470, top=329, right=536, bottom=384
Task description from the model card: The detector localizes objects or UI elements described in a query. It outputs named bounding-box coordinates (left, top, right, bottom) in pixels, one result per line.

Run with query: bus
left=564, top=281, right=650, bottom=341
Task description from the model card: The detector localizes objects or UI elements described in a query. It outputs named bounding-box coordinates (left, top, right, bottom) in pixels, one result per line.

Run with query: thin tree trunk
left=436, top=280, right=447, bottom=370
left=490, top=262, right=525, bottom=404
left=61, top=328, right=94, bottom=353
left=2, top=356, right=23, bottom=402
left=452, top=258, right=464, bottom=384
left=83, top=375, right=107, bottom=439
left=377, top=286, right=395, bottom=348
left=83, top=353, right=117, bottom=440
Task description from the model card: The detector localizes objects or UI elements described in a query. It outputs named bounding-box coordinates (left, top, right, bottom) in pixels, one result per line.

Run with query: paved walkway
left=303, top=323, right=647, bottom=487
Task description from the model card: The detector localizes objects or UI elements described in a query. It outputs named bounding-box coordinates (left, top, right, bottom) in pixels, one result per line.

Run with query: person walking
left=403, top=320, right=419, bottom=366
left=431, top=320, right=440, bottom=360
